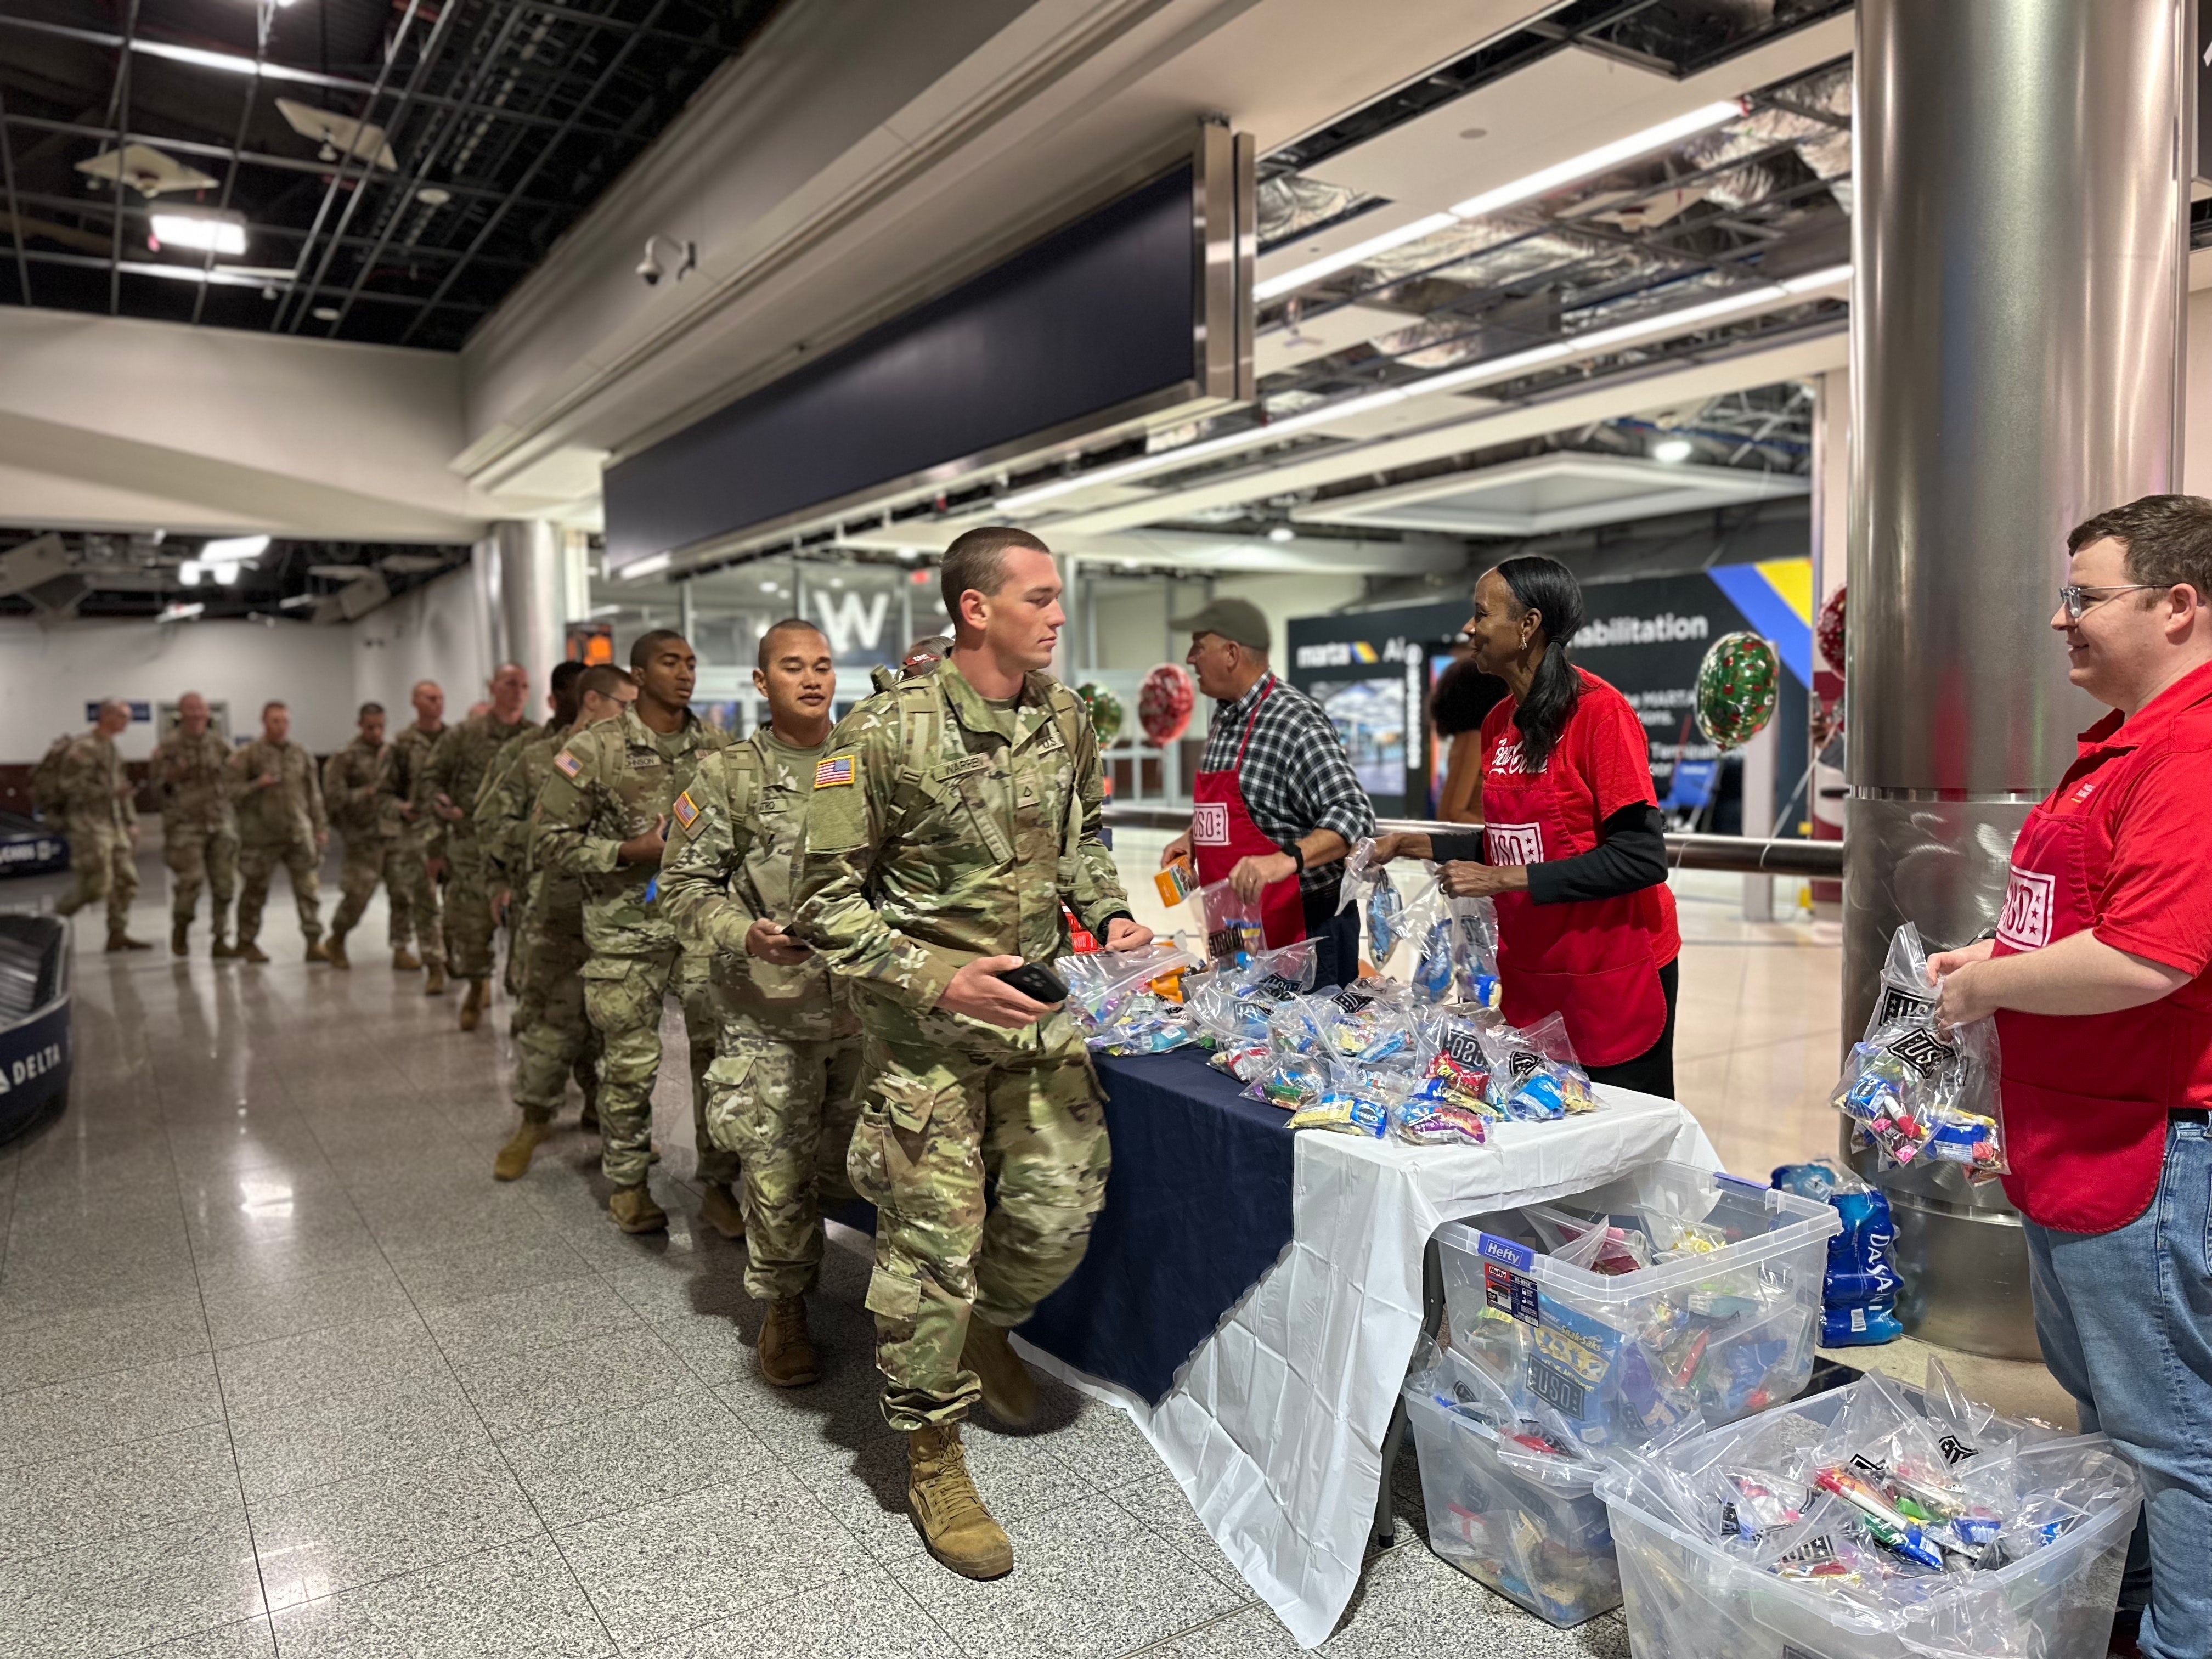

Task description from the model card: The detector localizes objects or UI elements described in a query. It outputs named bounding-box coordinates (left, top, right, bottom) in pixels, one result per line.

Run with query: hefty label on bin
left=1712, top=1171, right=1767, bottom=1193
left=1475, top=1232, right=1534, bottom=1272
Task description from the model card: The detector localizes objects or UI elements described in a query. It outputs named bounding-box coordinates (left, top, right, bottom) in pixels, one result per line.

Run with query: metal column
left=488, top=520, right=565, bottom=707
left=1848, top=0, right=2189, bottom=1357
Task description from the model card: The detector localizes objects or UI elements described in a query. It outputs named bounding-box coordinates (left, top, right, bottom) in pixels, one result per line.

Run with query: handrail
left=1098, top=805, right=1844, bottom=880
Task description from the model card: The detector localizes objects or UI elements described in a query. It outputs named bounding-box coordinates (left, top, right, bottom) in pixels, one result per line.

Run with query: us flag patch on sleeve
left=814, top=755, right=855, bottom=789
left=671, top=790, right=702, bottom=834
left=552, top=749, right=582, bottom=780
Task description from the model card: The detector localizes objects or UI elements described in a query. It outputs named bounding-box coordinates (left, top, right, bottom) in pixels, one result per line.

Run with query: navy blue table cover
left=1021, top=1047, right=1297, bottom=1404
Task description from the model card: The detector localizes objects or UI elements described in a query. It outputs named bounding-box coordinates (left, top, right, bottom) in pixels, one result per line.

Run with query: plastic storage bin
left=1403, top=1348, right=1621, bottom=1626
left=1595, top=1377, right=2139, bottom=1659
left=1436, top=1163, right=1841, bottom=1451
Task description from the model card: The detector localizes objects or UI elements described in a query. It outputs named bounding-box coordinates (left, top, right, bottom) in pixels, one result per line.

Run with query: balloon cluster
left=1817, top=584, right=1847, bottom=676
left=1075, top=682, right=1124, bottom=745
left=1694, top=630, right=1781, bottom=751
left=1138, top=663, right=1195, bottom=746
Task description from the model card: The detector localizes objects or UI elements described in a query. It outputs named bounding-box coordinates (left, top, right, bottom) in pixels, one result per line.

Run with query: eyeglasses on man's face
left=2057, top=583, right=2161, bottom=622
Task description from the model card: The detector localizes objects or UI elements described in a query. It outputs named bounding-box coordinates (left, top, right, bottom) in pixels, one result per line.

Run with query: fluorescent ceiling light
left=622, top=552, right=672, bottom=579
left=1259, top=100, right=1743, bottom=303
left=1445, top=101, right=1742, bottom=219
left=151, top=211, right=247, bottom=255
left=1651, top=436, right=1694, bottom=464
left=1253, top=213, right=1457, bottom=302
left=178, top=562, right=201, bottom=586
left=1000, top=267, right=1849, bottom=514
left=202, top=534, right=269, bottom=562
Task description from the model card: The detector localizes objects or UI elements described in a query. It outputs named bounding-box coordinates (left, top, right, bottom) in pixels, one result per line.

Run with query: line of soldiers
left=52, top=524, right=1138, bottom=1585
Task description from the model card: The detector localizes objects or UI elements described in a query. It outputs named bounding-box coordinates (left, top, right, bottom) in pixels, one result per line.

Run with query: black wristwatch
left=1286, top=843, right=1306, bottom=873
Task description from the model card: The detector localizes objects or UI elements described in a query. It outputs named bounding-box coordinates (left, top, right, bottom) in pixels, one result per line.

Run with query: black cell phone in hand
left=994, top=962, right=1070, bottom=1005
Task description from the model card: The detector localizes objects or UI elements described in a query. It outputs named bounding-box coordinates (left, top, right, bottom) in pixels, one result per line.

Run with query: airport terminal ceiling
left=0, top=0, right=782, bottom=348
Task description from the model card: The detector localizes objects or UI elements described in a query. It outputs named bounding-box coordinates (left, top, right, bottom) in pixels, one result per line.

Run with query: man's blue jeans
left=2024, top=1119, right=2212, bottom=1659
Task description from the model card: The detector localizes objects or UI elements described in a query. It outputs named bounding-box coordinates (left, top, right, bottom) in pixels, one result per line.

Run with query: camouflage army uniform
left=229, top=736, right=327, bottom=946
left=476, top=720, right=597, bottom=1120
left=323, top=734, right=404, bottom=941
left=422, top=710, right=531, bottom=981
left=383, top=721, right=445, bottom=968
left=793, top=661, right=1130, bottom=1431
left=52, top=730, right=138, bottom=932
left=537, top=704, right=733, bottom=1189
left=153, top=727, right=237, bottom=935
left=662, top=729, right=861, bottom=1301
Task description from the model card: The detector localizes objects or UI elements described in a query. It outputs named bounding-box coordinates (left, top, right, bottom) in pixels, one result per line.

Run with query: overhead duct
left=0, top=534, right=93, bottom=622
left=311, top=568, right=392, bottom=625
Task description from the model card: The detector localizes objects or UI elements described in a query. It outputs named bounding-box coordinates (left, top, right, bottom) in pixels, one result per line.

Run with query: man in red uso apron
left=1932, top=496, right=2212, bottom=1659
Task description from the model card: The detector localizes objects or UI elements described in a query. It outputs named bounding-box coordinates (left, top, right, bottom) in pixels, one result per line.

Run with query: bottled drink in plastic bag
left=1773, top=1160, right=1904, bottom=1346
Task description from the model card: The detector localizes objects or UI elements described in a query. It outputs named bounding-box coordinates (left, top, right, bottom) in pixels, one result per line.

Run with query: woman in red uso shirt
left=1375, top=556, right=1681, bottom=1094
left=1931, top=496, right=2212, bottom=1659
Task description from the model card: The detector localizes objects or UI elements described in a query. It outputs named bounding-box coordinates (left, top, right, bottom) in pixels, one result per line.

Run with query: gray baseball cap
left=1170, top=596, right=1270, bottom=654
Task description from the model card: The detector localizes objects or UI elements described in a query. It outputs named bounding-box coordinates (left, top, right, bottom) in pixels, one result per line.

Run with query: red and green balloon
left=1695, top=630, right=1781, bottom=751
left=1138, top=664, right=1195, bottom=746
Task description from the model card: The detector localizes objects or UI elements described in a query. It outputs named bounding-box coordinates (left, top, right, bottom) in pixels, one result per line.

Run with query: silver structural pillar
left=487, top=520, right=566, bottom=707
left=1848, top=0, right=2188, bottom=1357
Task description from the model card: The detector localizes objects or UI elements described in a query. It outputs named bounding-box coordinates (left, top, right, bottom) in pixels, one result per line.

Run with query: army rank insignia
left=814, top=755, right=855, bottom=788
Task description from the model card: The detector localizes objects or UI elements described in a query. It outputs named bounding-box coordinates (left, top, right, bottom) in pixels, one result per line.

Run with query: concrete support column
left=1847, top=0, right=2188, bottom=1357
left=485, top=520, right=565, bottom=705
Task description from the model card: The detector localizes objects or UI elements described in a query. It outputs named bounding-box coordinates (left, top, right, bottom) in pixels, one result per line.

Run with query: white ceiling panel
left=1293, top=452, right=1807, bottom=537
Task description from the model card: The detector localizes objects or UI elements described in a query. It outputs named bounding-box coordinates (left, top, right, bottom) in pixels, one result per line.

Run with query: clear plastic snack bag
left=1831, top=923, right=2005, bottom=1174
left=1056, top=942, right=1197, bottom=1031
left=1190, top=877, right=1267, bottom=964
left=1189, top=939, right=1319, bottom=1052
left=1453, top=894, right=1503, bottom=1008
left=1336, top=838, right=1409, bottom=963
left=1481, top=1014, right=1601, bottom=1120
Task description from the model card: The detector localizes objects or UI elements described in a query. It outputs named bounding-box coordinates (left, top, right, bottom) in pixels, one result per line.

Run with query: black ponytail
left=1494, top=555, right=1585, bottom=771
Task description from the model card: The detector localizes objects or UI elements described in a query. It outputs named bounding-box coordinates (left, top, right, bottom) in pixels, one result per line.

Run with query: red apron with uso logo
left=1192, top=676, right=1307, bottom=950
left=1994, top=746, right=2189, bottom=1234
left=1480, top=694, right=1670, bottom=1069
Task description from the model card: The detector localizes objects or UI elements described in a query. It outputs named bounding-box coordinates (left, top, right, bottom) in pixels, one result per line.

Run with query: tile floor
left=0, top=842, right=2056, bottom=1657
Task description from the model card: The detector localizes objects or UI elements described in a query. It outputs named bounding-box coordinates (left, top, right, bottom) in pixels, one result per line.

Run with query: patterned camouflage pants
left=847, top=1011, right=1108, bottom=1432
left=58, top=821, right=137, bottom=933
left=329, top=835, right=413, bottom=941
left=236, top=839, right=321, bottom=944
left=163, top=823, right=236, bottom=929
left=388, top=836, right=442, bottom=966
left=705, top=1014, right=864, bottom=1301
left=583, top=945, right=735, bottom=1188
left=443, top=834, right=497, bottom=980
left=512, top=898, right=599, bottom=1124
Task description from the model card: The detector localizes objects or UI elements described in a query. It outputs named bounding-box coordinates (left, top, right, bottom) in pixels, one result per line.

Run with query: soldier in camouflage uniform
left=52, top=699, right=150, bottom=951
left=537, top=631, right=740, bottom=1236
left=154, top=691, right=239, bottom=957
left=227, top=701, right=329, bottom=964
left=422, top=663, right=532, bottom=1030
left=793, top=528, right=1149, bottom=1580
left=485, top=661, right=613, bottom=1180
left=321, top=703, right=403, bottom=970
left=384, top=681, right=447, bottom=989
left=663, top=620, right=859, bottom=1386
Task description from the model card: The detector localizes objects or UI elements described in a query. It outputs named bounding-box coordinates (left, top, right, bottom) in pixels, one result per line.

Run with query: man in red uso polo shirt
left=1932, top=495, right=2212, bottom=1659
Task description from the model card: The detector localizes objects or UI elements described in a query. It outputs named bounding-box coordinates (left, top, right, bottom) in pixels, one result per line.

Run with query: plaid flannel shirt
left=1198, top=674, right=1375, bottom=895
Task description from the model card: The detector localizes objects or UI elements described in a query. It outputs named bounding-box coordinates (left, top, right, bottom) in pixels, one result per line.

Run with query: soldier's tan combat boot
left=304, top=939, right=330, bottom=964
left=907, top=1424, right=1013, bottom=1579
left=237, top=939, right=269, bottom=964
left=699, top=1181, right=746, bottom=1240
left=324, top=933, right=351, bottom=970
left=393, top=948, right=421, bottom=972
left=459, top=978, right=486, bottom=1030
left=493, top=1120, right=550, bottom=1181
left=608, top=1183, right=667, bottom=1234
left=171, top=922, right=188, bottom=957
left=210, top=935, right=237, bottom=960
left=757, top=1296, right=819, bottom=1387
left=424, top=961, right=447, bottom=996
left=960, top=1318, right=1038, bottom=1427
left=105, top=929, right=152, bottom=952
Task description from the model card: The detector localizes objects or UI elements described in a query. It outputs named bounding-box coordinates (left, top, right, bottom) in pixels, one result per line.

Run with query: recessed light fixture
left=415, top=187, right=451, bottom=206
left=311, top=306, right=340, bottom=321
left=150, top=209, right=247, bottom=255
left=1651, top=436, right=1695, bottom=464
left=1267, top=525, right=1296, bottom=543
left=759, top=580, right=780, bottom=593
left=1255, top=99, right=1745, bottom=302
left=203, top=535, right=269, bottom=562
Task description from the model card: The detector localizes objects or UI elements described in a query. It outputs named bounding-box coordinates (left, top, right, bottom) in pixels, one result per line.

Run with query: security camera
left=637, top=235, right=696, bottom=288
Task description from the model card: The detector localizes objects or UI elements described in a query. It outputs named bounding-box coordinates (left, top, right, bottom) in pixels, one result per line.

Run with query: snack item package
left=1773, top=1159, right=1905, bottom=1346
left=1191, top=878, right=1267, bottom=964
left=1057, top=943, right=1198, bottom=1032
left=1453, top=894, right=1503, bottom=1009
left=1481, top=1019, right=1600, bottom=1120
left=1831, top=924, right=2005, bottom=1174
